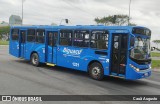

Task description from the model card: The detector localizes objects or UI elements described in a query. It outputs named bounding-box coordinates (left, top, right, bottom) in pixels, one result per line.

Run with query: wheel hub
left=92, top=67, right=100, bottom=76
left=32, top=56, right=37, bottom=64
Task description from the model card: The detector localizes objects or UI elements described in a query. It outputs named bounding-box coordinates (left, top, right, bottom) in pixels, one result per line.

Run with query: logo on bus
left=63, top=47, right=83, bottom=56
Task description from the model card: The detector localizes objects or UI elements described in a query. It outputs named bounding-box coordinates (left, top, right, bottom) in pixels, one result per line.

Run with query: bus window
left=121, top=35, right=128, bottom=49
left=48, top=32, right=58, bottom=46
left=21, top=31, right=26, bottom=43
left=36, top=29, right=45, bottom=43
left=11, top=29, right=19, bottom=40
left=27, top=29, right=35, bottom=42
left=91, top=30, right=108, bottom=50
left=74, top=30, right=89, bottom=47
left=60, top=30, right=72, bottom=46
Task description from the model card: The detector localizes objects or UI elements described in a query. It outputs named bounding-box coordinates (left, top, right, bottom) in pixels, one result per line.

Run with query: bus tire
left=31, top=53, right=40, bottom=67
left=89, top=62, right=104, bottom=80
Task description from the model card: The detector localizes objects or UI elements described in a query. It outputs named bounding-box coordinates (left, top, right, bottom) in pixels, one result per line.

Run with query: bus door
left=19, top=30, right=26, bottom=58
left=110, top=34, right=128, bottom=76
left=46, top=31, right=58, bottom=64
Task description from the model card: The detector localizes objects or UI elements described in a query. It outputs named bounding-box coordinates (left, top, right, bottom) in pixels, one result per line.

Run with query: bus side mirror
left=130, top=37, right=135, bottom=47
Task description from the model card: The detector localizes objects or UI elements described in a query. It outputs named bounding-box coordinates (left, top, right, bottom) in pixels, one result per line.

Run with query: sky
left=0, top=0, right=160, bottom=41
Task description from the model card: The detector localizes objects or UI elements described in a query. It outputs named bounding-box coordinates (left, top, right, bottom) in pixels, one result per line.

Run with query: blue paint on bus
left=9, top=25, right=152, bottom=80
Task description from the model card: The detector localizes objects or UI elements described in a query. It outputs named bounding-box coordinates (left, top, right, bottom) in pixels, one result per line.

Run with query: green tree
left=0, top=26, right=10, bottom=40
left=94, top=14, right=136, bottom=26
left=0, top=26, right=10, bottom=34
left=152, top=40, right=160, bottom=49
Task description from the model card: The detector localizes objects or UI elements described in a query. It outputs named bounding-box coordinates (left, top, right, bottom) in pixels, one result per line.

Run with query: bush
left=0, top=26, right=10, bottom=40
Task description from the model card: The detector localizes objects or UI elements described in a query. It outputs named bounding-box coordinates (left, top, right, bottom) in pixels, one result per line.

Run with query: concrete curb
left=152, top=69, right=160, bottom=72
left=152, top=57, right=160, bottom=60
left=0, top=45, right=9, bottom=46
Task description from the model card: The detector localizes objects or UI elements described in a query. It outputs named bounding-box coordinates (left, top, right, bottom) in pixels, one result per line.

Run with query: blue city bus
left=9, top=25, right=152, bottom=80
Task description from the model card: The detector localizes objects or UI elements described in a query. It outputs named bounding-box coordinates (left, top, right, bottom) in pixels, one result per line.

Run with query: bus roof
left=11, top=25, right=150, bottom=31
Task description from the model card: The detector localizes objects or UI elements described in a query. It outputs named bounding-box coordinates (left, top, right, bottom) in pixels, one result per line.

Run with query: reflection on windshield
left=130, top=37, right=150, bottom=60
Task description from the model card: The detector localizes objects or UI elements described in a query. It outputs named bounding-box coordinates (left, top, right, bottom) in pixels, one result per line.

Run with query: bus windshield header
left=132, top=28, right=151, bottom=36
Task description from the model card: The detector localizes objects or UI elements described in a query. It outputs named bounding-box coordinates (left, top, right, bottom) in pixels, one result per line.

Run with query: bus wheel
left=89, top=62, right=104, bottom=80
left=31, top=53, right=40, bottom=67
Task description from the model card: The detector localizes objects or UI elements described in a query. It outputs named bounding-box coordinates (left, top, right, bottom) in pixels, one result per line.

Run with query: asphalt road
left=0, top=46, right=160, bottom=104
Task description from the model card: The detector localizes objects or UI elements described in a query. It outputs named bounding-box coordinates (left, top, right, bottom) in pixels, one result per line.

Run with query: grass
left=151, top=52, right=160, bottom=57
left=152, top=60, right=160, bottom=69
left=0, top=40, right=9, bottom=45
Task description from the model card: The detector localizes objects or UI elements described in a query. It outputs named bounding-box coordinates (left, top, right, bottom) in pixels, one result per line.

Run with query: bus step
left=46, top=63, right=56, bottom=66
left=109, top=75, right=125, bottom=79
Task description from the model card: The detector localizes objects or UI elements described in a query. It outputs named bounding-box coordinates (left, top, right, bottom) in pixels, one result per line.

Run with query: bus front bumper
left=126, top=68, right=151, bottom=80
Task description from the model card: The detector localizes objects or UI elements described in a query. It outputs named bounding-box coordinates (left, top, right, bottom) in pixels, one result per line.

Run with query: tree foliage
left=152, top=40, right=160, bottom=49
left=0, top=26, right=10, bottom=34
left=153, top=40, right=160, bottom=43
left=94, top=14, right=136, bottom=26
left=0, top=26, right=10, bottom=39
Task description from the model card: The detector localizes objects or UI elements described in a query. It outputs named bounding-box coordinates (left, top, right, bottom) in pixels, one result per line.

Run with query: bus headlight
left=130, top=64, right=140, bottom=72
left=135, top=68, right=140, bottom=72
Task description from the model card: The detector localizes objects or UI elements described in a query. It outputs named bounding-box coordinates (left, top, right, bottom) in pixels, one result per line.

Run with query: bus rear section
left=10, top=27, right=48, bottom=64
left=9, top=28, right=26, bottom=58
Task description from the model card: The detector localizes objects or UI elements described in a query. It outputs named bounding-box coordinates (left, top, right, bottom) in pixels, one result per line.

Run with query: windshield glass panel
left=132, top=28, right=151, bottom=36
left=130, top=37, right=150, bottom=60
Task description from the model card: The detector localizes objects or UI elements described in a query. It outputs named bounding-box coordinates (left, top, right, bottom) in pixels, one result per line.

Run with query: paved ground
left=152, top=57, right=160, bottom=60
left=0, top=46, right=160, bottom=104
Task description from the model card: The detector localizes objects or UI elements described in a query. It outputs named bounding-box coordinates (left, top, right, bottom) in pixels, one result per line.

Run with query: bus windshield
left=130, top=36, right=150, bottom=60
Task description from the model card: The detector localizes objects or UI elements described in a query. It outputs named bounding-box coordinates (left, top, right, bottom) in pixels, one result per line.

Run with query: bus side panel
left=56, top=46, right=110, bottom=75
left=25, top=42, right=34, bottom=60
left=25, top=42, right=45, bottom=63
left=9, top=40, right=19, bottom=58
left=84, top=48, right=110, bottom=76
left=57, top=46, right=89, bottom=71
left=34, top=44, right=45, bottom=63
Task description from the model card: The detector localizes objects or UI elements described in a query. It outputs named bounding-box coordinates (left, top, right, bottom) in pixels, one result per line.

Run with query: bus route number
left=72, top=62, right=79, bottom=67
